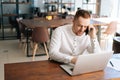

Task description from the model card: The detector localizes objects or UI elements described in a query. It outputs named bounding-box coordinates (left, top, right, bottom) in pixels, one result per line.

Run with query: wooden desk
left=92, top=17, right=120, bottom=24
left=20, top=18, right=73, bottom=29
left=4, top=60, right=120, bottom=80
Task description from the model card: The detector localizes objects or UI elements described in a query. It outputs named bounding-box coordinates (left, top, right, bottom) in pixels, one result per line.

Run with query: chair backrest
left=32, top=27, right=49, bottom=43
left=16, top=17, right=23, bottom=22
left=16, top=18, right=32, bottom=37
left=104, top=21, right=117, bottom=35
left=16, top=17, right=24, bottom=33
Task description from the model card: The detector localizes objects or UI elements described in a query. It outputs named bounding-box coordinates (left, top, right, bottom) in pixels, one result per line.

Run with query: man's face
left=73, top=17, right=90, bottom=36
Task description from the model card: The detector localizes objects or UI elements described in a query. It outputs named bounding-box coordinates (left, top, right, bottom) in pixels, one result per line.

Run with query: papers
left=107, top=56, right=120, bottom=71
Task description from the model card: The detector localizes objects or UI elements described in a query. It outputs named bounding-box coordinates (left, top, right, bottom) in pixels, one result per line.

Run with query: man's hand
left=88, top=24, right=97, bottom=39
left=71, top=57, right=77, bottom=64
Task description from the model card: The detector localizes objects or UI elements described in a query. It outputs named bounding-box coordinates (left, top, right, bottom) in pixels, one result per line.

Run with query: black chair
left=112, top=32, right=120, bottom=53
left=9, top=16, right=20, bottom=39
left=16, top=18, right=32, bottom=54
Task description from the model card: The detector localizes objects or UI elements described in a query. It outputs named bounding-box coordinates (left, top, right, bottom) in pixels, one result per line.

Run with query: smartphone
left=85, top=27, right=89, bottom=35
left=85, top=27, right=93, bottom=35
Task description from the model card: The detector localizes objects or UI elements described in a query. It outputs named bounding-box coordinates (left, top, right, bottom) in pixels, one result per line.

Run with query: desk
left=21, top=18, right=73, bottom=29
left=4, top=60, right=120, bottom=80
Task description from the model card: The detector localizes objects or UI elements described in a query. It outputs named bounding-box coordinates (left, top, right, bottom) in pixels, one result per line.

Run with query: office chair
left=32, top=27, right=49, bottom=61
left=113, top=37, right=120, bottom=53
left=101, top=21, right=117, bottom=50
left=16, top=17, right=25, bottom=47
left=16, top=18, right=33, bottom=54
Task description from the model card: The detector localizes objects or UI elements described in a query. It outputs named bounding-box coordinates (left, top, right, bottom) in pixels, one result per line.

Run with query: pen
left=110, top=61, right=114, bottom=67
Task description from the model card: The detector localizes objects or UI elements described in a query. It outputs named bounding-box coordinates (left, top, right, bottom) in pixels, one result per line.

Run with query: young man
left=49, top=9, right=101, bottom=64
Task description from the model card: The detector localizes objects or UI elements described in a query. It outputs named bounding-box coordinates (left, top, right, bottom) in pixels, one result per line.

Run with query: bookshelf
left=0, top=0, right=33, bottom=40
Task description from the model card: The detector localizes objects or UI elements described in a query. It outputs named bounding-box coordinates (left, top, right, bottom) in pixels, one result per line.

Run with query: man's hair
left=74, top=9, right=91, bottom=20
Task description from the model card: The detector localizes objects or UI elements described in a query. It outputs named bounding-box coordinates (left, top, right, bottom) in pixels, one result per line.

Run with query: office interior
left=0, top=0, right=120, bottom=80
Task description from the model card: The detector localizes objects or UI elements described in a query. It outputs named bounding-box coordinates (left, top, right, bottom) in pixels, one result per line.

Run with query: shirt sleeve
left=49, top=27, right=73, bottom=63
left=87, top=37, right=101, bottom=53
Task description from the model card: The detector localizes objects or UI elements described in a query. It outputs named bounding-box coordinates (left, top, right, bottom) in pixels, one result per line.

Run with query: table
left=92, top=17, right=120, bottom=24
left=21, top=18, right=73, bottom=29
left=92, top=17, right=120, bottom=42
left=4, top=60, right=120, bottom=80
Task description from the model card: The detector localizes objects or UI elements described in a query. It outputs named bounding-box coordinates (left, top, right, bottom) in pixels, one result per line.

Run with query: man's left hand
left=88, top=24, right=97, bottom=39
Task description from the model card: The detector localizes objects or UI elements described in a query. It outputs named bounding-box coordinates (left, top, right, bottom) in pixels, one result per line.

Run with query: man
left=49, top=9, right=101, bottom=64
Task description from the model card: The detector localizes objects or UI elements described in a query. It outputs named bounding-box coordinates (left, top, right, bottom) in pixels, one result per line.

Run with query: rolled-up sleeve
left=87, top=38, right=101, bottom=53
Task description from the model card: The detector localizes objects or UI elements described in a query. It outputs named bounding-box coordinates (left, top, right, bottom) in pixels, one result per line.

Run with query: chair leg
left=19, top=38, right=24, bottom=48
left=18, top=33, right=25, bottom=48
left=18, top=39, right=22, bottom=48
left=32, top=42, right=38, bottom=61
left=43, top=42, right=49, bottom=59
left=30, top=41, right=33, bottom=49
left=23, top=43, right=27, bottom=54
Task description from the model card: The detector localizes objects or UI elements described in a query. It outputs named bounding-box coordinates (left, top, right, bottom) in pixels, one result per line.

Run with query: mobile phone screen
left=85, top=27, right=89, bottom=35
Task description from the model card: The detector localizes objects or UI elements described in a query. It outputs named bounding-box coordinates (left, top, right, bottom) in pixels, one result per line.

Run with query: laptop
left=60, top=51, right=113, bottom=76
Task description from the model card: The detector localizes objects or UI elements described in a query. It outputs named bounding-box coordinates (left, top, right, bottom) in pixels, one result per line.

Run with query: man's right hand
left=71, top=57, right=77, bottom=64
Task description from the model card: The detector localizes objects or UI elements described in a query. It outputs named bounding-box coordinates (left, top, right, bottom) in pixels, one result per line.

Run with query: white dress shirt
left=49, top=24, right=101, bottom=63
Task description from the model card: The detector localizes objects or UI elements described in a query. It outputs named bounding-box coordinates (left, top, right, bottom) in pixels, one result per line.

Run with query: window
left=82, top=0, right=97, bottom=14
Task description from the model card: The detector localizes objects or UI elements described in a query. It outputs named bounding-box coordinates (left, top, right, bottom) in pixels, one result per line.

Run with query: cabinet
left=44, top=0, right=75, bottom=14
left=0, top=0, right=33, bottom=40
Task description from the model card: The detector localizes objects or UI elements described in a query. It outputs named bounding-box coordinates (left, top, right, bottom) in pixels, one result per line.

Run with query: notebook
left=60, top=51, right=113, bottom=76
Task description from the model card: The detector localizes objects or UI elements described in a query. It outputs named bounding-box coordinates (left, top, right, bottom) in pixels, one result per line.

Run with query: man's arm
left=87, top=25, right=101, bottom=53
left=49, top=27, right=74, bottom=63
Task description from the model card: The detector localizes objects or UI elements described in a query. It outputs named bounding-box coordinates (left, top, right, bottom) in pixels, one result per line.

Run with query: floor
left=0, top=40, right=48, bottom=80
left=0, top=37, right=113, bottom=80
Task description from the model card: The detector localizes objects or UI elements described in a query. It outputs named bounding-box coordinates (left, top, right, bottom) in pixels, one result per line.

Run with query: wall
left=1, top=0, right=33, bottom=24
left=0, top=0, right=1, bottom=25
left=100, top=0, right=119, bottom=17
left=0, top=1, right=1, bottom=15
left=34, top=0, right=83, bottom=13
left=34, top=0, right=46, bottom=12
left=75, top=0, right=82, bottom=11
